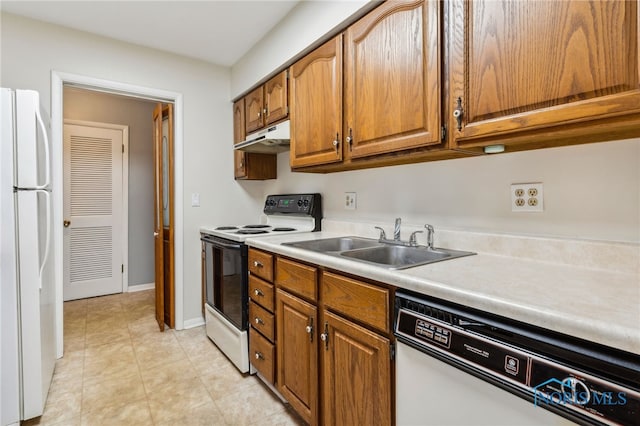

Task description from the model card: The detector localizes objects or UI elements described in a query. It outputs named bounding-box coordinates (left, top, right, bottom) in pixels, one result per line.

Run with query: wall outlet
left=345, top=192, right=357, bottom=210
left=511, top=183, right=543, bottom=212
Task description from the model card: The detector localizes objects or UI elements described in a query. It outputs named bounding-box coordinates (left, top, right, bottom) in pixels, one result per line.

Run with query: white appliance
left=1, top=88, right=56, bottom=424
left=199, top=194, right=321, bottom=373
left=233, top=120, right=290, bottom=154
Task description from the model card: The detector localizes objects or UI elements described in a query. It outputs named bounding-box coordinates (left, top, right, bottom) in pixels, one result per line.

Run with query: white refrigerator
left=1, top=88, right=56, bottom=424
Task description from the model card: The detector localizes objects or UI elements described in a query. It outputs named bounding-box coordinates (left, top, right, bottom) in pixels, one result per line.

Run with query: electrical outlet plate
left=511, top=183, right=543, bottom=212
left=345, top=192, right=357, bottom=210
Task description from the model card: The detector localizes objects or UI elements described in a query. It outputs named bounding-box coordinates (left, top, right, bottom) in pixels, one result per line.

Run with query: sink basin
left=340, top=245, right=475, bottom=270
left=283, top=236, right=475, bottom=269
left=283, top=236, right=382, bottom=252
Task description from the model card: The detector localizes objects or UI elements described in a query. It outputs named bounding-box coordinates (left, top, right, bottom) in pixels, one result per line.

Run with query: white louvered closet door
left=63, top=123, right=124, bottom=301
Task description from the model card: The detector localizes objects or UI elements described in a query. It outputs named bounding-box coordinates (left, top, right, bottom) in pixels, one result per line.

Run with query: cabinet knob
left=305, top=325, right=313, bottom=334
left=306, top=317, right=314, bottom=342
left=254, top=317, right=264, bottom=325
left=333, top=133, right=340, bottom=152
left=453, top=97, right=464, bottom=131
left=254, top=289, right=264, bottom=297
left=253, top=260, right=263, bottom=268
left=255, top=351, right=264, bottom=360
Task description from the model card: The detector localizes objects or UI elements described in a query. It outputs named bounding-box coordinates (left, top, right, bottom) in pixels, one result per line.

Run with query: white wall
left=231, top=3, right=640, bottom=244
left=63, top=88, right=156, bottom=287
left=1, top=12, right=266, bottom=325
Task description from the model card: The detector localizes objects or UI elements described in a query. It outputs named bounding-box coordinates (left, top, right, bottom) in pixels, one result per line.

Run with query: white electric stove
left=199, top=194, right=321, bottom=373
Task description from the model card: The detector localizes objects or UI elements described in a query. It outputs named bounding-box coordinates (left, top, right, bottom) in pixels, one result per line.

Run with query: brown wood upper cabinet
left=448, top=0, right=640, bottom=150
left=290, top=0, right=442, bottom=169
left=344, top=0, right=441, bottom=159
left=245, top=70, right=289, bottom=135
left=233, top=99, right=277, bottom=180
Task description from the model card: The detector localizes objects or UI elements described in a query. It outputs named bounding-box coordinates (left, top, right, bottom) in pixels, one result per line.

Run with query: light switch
left=191, top=193, right=200, bottom=207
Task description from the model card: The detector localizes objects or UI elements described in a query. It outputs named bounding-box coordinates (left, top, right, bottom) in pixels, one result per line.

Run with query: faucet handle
left=409, top=230, right=423, bottom=246
left=374, top=226, right=386, bottom=241
left=424, top=224, right=435, bottom=249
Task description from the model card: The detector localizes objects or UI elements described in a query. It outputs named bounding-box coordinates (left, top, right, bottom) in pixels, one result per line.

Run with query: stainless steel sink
left=339, top=245, right=474, bottom=270
left=283, top=236, right=382, bottom=252
left=283, top=236, right=475, bottom=269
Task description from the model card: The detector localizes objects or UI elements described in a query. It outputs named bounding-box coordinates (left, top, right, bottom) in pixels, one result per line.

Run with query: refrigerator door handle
left=34, top=106, right=51, bottom=190
left=37, top=189, right=51, bottom=288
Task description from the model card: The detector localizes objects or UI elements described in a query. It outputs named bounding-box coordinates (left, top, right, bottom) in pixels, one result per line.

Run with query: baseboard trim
left=183, top=316, right=205, bottom=329
left=127, top=282, right=154, bottom=292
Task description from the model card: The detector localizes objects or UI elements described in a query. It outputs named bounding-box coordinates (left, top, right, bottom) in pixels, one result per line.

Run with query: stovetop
left=201, top=194, right=322, bottom=243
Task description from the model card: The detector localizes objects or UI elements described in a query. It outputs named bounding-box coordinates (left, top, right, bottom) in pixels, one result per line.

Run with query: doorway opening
left=52, top=72, right=184, bottom=356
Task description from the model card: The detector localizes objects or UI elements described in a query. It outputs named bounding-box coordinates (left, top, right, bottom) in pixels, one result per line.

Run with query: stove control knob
left=297, top=199, right=303, bottom=207
left=303, top=199, right=310, bottom=207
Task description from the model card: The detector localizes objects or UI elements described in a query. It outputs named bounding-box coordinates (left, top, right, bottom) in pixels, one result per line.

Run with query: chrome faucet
left=394, top=217, right=401, bottom=241
left=374, top=218, right=423, bottom=247
left=424, top=224, right=434, bottom=249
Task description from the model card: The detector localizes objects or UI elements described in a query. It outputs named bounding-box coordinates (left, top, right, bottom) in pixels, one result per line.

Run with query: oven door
left=201, top=234, right=248, bottom=330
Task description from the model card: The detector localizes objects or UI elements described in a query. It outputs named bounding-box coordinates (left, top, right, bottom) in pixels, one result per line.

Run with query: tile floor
left=26, top=290, right=303, bottom=425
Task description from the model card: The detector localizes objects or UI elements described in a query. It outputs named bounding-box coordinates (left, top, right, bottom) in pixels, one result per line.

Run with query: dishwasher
left=394, top=291, right=640, bottom=426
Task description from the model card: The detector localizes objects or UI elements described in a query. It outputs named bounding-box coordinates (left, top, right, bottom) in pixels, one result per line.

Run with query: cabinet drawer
left=322, top=271, right=389, bottom=333
left=249, top=301, right=275, bottom=342
left=249, top=275, right=274, bottom=312
left=249, top=327, right=275, bottom=385
left=275, top=257, right=318, bottom=301
left=248, top=249, right=273, bottom=282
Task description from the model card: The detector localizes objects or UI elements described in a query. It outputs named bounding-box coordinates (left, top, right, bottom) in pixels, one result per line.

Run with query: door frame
left=51, top=71, right=184, bottom=358
left=63, top=119, right=129, bottom=296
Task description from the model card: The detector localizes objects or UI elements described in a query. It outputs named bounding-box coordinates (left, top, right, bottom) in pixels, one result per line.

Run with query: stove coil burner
left=215, top=226, right=239, bottom=230
left=236, top=229, right=269, bottom=235
left=243, top=224, right=271, bottom=229
left=272, top=227, right=296, bottom=232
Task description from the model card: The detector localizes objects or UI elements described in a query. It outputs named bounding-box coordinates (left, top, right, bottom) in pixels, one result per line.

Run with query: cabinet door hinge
left=390, top=342, right=396, bottom=361
left=441, top=125, right=446, bottom=143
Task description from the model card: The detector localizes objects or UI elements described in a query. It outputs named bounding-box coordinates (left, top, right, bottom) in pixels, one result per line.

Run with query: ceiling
left=1, top=0, right=300, bottom=67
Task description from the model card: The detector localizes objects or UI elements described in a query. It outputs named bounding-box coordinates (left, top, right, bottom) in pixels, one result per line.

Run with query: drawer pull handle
left=254, top=289, right=264, bottom=297
left=255, top=351, right=264, bottom=360
left=254, top=317, right=264, bottom=325
left=253, top=260, right=263, bottom=268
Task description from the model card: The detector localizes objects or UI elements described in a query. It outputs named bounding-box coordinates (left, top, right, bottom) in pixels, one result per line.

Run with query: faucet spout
left=394, top=217, right=401, bottom=240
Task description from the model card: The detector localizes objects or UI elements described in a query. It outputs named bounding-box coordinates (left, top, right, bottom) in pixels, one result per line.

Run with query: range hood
left=234, top=120, right=290, bottom=154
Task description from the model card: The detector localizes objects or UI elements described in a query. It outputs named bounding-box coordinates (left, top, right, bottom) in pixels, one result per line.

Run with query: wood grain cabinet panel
left=249, top=301, right=275, bottom=342
left=265, top=71, right=289, bottom=125
left=248, top=249, right=274, bottom=282
left=276, top=289, right=318, bottom=425
left=233, top=99, right=276, bottom=180
left=344, top=0, right=442, bottom=159
left=244, top=86, right=265, bottom=133
left=275, top=257, right=318, bottom=302
left=321, top=310, right=392, bottom=426
left=322, top=271, right=390, bottom=334
left=448, top=0, right=640, bottom=149
left=249, top=275, right=274, bottom=312
left=250, top=327, right=275, bottom=384
left=289, top=35, right=343, bottom=168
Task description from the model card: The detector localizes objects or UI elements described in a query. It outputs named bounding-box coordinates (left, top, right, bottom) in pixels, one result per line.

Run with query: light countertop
left=245, top=231, right=640, bottom=355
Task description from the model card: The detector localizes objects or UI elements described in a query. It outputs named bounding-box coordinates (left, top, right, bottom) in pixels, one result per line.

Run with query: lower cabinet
left=276, top=289, right=318, bottom=424
left=273, top=255, right=394, bottom=425
left=321, top=310, right=392, bottom=425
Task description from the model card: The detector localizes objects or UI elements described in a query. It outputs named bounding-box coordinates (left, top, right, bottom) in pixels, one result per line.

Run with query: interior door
left=63, top=122, right=124, bottom=301
left=161, top=104, right=175, bottom=329
left=153, top=103, right=164, bottom=331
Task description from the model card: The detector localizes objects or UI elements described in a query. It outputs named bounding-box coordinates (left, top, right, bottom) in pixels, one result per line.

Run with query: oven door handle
left=206, top=239, right=243, bottom=250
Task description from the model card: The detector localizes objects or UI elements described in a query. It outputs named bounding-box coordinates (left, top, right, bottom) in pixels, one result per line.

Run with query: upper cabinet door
left=245, top=86, right=264, bottom=134
left=344, top=0, right=442, bottom=159
left=233, top=99, right=245, bottom=144
left=290, top=35, right=343, bottom=168
left=449, top=0, right=640, bottom=148
left=265, top=71, right=288, bottom=126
